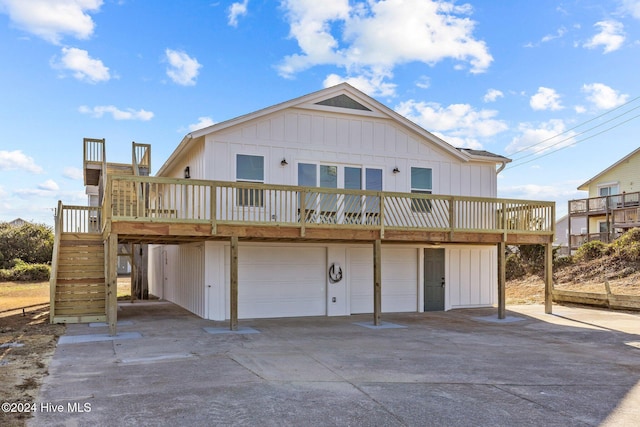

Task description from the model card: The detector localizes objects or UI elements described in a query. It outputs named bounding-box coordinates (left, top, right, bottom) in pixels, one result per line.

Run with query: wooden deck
left=98, top=175, right=554, bottom=245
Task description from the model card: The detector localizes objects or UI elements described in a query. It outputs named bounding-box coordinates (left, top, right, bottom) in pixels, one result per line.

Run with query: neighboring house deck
left=567, top=146, right=640, bottom=251
left=50, top=86, right=556, bottom=336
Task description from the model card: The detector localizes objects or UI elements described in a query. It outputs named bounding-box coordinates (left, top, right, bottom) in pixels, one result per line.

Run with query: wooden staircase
left=51, top=233, right=107, bottom=323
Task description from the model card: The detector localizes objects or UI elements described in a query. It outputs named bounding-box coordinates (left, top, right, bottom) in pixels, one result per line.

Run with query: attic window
left=315, top=94, right=371, bottom=111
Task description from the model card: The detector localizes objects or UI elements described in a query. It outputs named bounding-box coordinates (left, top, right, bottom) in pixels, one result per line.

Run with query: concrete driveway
left=31, top=303, right=640, bottom=426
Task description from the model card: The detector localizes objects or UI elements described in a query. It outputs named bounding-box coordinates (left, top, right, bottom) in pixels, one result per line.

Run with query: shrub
left=575, top=240, right=607, bottom=262
left=505, top=253, right=527, bottom=280
left=611, top=228, right=640, bottom=262
left=0, top=222, right=53, bottom=269
left=554, top=255, right=574, bottom=269
left=0, top=259, right=50, bottom=281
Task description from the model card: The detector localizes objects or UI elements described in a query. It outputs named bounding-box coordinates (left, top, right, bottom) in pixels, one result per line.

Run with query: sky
left=1, top=0, right=640, bottom=226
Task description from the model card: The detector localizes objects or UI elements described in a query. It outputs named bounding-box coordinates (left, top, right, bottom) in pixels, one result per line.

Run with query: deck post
left=230, top=236, right=239, bottom=331
left=544, top=242, right=553, bottom=314
left=373, top=239, right=382, bottom=326
left=106, top=233, right=118, bottom=336
left=498, top=241, right=506, bottom=319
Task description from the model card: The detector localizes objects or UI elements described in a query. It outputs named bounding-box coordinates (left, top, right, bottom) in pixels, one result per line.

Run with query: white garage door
left=349, top=247, right=417, bottom=314
left=238, top=246, right=326, bottom=319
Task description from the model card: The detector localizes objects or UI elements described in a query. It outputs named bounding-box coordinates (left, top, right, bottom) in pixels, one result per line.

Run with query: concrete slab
left=88, top=320, right=134, bottom=327
left=203, top=326, right=260, bottom=335
left=32, top=304, right=640, bottom=426
left=58, top=331, right=142, bottom=345
left=472, top=315, right=525, bottom=323
left=353, top=321, right=407, bottom=329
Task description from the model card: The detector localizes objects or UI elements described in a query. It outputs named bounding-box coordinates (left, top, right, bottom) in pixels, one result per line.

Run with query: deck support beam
left=106, top=233, right=118, bottom=336
left=373, top=239, right=382, bottom=326
left=497, top=241, right=506, bottom=319
left=230, top=236, right=239, bottom=331
left=544, top=242, right=553, bottom=314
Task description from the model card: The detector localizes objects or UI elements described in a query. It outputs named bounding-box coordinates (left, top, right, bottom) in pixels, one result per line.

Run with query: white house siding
left=445, top=246, right=497, bottom=310
left=203, top=109, right=498, bottom=198
left=157, top=243, right=205, bottom=318
left=348, top=246, right=418, bottom=314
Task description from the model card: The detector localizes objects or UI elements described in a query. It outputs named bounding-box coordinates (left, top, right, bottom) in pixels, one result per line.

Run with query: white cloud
left=583, top=20, right=625, bottom=53
left=541, top=26, right=567, bottom=43
left=79, top=105, right=154, bottom=121
left=323, top=70, right=396, bottom=97
left=188, top=117, right=216, bottom=132
left=278, top=0, right=492, bottom=93
left=574, top=105, right=587, bottom=114
left=483, top=89, right=503, bottom=103
left=165, top=49, right=201, bottom=86
left=51, top=47, right=110, bottom=83
left=63, top=166, right=83, bottom=180
left=0, top=0, right=103, bottom=44
left=228, top=0, right=249, bottom=27
left=582, top=83, right=629, bottom=110
left=38, top=179, right=59, bottom=191
left=0, top=150, right=44, bottom=173
left=506, top=119, right=577, bottom=155
left=416, top=76, right=431, bottom=89
left=621, top=0, right=640, bottom=19
left=395, top=100, right=507, bottom=148
left=530, top=87, right=563, bottom=111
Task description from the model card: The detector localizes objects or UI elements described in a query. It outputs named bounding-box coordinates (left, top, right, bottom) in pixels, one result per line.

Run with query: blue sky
left=1, top=0, right=640, bottom=226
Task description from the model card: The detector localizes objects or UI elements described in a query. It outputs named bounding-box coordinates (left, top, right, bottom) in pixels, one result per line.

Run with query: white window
left=411, top=167, right=432, bottom=212
left=598, top=184, right=619, bottom=197
left=236, top=154, right=264, bottom=207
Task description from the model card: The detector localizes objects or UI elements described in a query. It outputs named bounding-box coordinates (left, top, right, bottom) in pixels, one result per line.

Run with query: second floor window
left=411, top=167, right=432, bottom=213
left=236, top=154, right=264, bottom=207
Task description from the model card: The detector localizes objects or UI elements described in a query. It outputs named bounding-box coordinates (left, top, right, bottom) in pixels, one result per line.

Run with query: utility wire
left=506, top=112, right=640, bottom=170
left=508, top=94, right=640, bottom=158
left=509, top=103, right=640, bottom=163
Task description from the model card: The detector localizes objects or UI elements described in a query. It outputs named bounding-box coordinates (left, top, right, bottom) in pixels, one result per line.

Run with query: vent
left=315, top=94, right=371, bottom=111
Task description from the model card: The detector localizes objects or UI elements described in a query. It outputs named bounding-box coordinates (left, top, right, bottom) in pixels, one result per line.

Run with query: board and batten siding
left=445, top=246, right=497, bottom=310
left=159, top=243, right=205, bottom=318
left=202, top=108, right=498, bottom=198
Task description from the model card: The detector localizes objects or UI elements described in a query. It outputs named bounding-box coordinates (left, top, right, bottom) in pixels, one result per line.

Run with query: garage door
left=349, top=247, right=417, bottom=314
left=238, top=246, right=326, bottom=319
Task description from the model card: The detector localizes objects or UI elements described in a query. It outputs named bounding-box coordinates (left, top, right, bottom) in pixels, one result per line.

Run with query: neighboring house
left=555, top=214, right=585, bottom=256
left=8, top=218, right=29, bottom=227
left=49, top=83, right=555, bottom=335
left=567, top=147, right=640, bottom=250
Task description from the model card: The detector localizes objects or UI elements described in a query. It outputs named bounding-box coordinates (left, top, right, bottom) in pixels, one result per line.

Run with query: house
left=554, top=214, right=585, bottom=256
left=49, top=83, right=555, bottom=335
left=567, top=146, right=640, bottom=250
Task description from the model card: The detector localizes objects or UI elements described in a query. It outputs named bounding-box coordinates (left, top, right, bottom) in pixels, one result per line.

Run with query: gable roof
left=578, top=146, right=640, bottom=190
left=158, top=83, right=510, bottom=175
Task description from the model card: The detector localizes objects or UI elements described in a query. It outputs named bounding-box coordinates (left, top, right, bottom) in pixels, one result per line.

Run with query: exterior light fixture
left=281, top=158, right=288, bottom=166
left=393, top=167, right=400, bottom=174
left=184, top=166, right=190, bottom=179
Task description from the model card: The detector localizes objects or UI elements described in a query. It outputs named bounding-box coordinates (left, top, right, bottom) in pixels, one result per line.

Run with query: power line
left=508, top=94, right=640, bottom=158
left=506, top=112, right=640, bottom=170
left=509, top=103, right=640, bottom=163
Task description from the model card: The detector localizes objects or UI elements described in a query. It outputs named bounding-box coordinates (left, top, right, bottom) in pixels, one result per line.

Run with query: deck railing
left=58, top=205, right=102, bottom=233
left=103, top=175, right=555, bottom=236
left=569, top=191, right=640, bottom=215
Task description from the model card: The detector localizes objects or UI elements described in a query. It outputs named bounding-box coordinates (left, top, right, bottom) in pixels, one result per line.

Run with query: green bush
left=0, top=259, right=50, bottom=281
left=575, top=240, right=607, bottom=262
left=553, top=255, right=574, bottom=269
left=505, top=253, right=527, bottom=280
left=611, top=227, right=640, bottom=262
left=0, top=222, right=53, bottom=269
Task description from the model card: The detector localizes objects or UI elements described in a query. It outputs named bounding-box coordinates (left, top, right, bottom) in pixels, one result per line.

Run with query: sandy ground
left=0, top=278, right=131, bottom=427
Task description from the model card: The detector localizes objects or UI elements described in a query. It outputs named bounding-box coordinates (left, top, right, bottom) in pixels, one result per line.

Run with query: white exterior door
left=238, top=246, right=327, bottom=319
